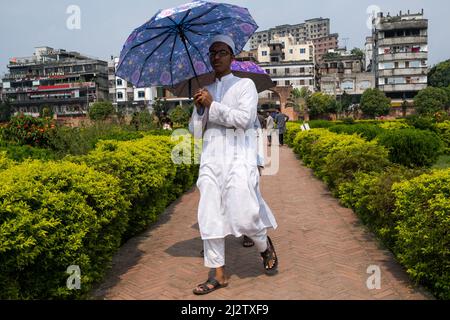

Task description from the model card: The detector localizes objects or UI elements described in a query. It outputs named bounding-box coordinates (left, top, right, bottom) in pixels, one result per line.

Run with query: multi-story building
left=250, top=18, right=337, bottom=63
left=319, top=53, right=375, bottom=100
left=1, top=47, right=109, bottom=117
left=257, top=35, right=314, bottom=64
left=249, top=18, right=331, bottom=50
left=108, top=57, right=157, bottom=115
left=372, top=10, right=428, bottom=104
left=365, top=36, right=374, bottom=71
left=312, top=33, right=339, bottom=64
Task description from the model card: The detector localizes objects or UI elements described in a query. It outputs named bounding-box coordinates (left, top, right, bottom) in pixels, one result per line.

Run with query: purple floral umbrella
left=167, top=60, right=275, bottom=97
left=116, top=1, right=258, bottom=89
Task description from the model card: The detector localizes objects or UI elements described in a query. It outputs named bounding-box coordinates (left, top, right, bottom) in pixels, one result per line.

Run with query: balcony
left=378, top=68, right=428, bottom=77
left=378, top=52, right=428, bottom=61
left=378, top=36, right=427, bottom=46
left=379, top=83, right=427, bottom=92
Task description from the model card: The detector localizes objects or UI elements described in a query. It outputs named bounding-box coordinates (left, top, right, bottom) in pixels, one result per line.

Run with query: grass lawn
left=432, top=155, right=450, bottom=169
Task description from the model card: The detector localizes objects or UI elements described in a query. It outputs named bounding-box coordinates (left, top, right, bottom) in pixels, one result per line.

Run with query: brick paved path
left=92, top=146, right=432, bottom=300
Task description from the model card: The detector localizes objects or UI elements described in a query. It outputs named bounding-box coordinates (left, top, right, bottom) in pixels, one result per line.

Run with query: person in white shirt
left=266, top=112, right=274, bottom=146
left=189, top=35, right=278, bottom=295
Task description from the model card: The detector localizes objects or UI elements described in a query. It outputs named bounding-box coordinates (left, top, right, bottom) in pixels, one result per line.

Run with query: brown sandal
left=261, top=236, right=278, bottom=275
left=193, top=278, right=228, bottom=295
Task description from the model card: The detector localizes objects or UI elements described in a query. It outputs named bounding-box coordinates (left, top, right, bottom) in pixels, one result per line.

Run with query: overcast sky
left=0, top=0, right=448, bottom=75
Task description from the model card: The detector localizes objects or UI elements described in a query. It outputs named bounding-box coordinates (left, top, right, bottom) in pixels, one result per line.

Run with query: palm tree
left=286, top=87, right=311, bottom=121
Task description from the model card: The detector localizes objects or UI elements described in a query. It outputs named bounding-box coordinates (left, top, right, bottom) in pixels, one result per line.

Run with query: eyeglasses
left=208, top=50, right=231, bottom=58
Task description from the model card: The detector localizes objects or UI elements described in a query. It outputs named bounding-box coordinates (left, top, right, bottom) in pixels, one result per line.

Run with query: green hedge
left=328, top=124, right=385, bottom=141
left=0, top=134, right=198, bottom=299
left=393, top=170, right=450, bottom=299
left=69, top=135, right=198, bottom=239
left=0, top=160, right=130, bottom=299
left=287, top=124, right=449, bottom=299
left=292, top=129, right=389, bottom=190
left=436, top=121, right=450, bottom=154
left=377, top=129, right=443, bottom=168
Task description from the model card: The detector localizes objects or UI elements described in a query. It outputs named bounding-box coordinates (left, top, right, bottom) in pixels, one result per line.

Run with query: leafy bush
left=2, top=114, right=56, bottom=147
left=0, top=160, right=130, bottom=299
left=377, top=129, right=443, bottom=167
left=130, top=111, right=156, bottom=131
left=71, top=135, right=197, bottom=239
left=88, top=102, right=115, bottom=121
left=285, top=122, right=302, bottom=147
left=308, top=120, right=338, bottom=128
left=360, top=88, right=391, bottom=118
left=328, top=124, right=384, bottom=141
left=338, top=166, right=427, bottom=246
left=405, top=115, right=437, bottom=132
left=414, top=87, right=448, bottom=116
left=378, top=121, right=412, bottom=130
left=342, top=117, right=355, bottom=125
left=393, top=169, right=450, bottom=299
left=323, top=140, right=390, bottom=190
left=0, top=151, right=14, bottom=171
left=436, top=121, right=450, bottom=154
left=0, top=145, right=57, bottom=162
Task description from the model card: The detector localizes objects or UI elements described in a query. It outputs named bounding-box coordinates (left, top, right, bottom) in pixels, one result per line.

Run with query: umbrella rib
left=136, top=33, right=174, bottom=85
left=183, top=4, right=220, bottom=24
left=168, top=34, right=178, bottom=88
left=183, top=33, right=213, bottom=75
left=118, top=29, right=173, bottom=71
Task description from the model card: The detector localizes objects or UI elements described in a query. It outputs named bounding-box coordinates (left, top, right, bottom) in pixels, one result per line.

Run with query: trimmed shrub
left=405, top=115, right=437, bottom=132
left=70, top=135, right=197, bottom=238
left=328, top=124, right=384, bottom=141
left=378, top=121, right=412, bottom=130
left=0, top=160, right=130, bottom=299
left=285, top=122, right=302, bottom=147
left=377, top=129, right=443, bottom=167
left=0, top=151, right=14, bottom=171
left=0, top=145, right=57, bottom=162
left=393, top=169, right=450, bottom=299
left=338, top=166, right=427, bottom=246
left=323, top=140, right=390, bottom=190
left=436, top=121, right=450, bottom=154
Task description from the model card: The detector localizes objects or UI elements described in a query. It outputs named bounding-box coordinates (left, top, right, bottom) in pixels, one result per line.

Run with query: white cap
left=210, top=34, right=236, bottom=55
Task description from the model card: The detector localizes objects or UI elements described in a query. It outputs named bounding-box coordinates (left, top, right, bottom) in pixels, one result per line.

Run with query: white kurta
left=189, top=73, right=278, bottom=240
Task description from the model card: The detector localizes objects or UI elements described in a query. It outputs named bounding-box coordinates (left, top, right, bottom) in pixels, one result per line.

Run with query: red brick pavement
left=92, top=146, right=433, bottom=300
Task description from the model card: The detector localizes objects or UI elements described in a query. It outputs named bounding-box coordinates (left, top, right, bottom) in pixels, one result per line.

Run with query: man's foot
left=193, top=278, right=228, bottom=295
left=243, top=235, right=255, bottom=247
left=261, top=236, right=278, bottom=275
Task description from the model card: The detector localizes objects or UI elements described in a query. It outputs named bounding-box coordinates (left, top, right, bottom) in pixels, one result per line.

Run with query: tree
left=306, top=92, right=336, bottom=119
left=152, top=97, right=170, bottom=125
left=428, top=59, right=450, bottom=88
left=360, top=88, right=391, bottom=119
left=130, top=110, right=155, bottom=130
left=350, top=48, right=364, bottom=60
left=0, top=99, right=13, bottom=123
left=169, top=105, right=191, bottom=128
left=88, top=101, right=115, bottom=121
left=286, top=87, right=311, bottom=120
left=39, top=106, right=54, bottom=118
left=414, top=87, right=448, bottom=116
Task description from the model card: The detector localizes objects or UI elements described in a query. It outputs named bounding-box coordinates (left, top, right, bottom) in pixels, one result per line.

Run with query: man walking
left=189, top=35, right=278, bottom=295
left=266, top=111, right=274, bottom=146
left=274, top=109, right=289, bottom=146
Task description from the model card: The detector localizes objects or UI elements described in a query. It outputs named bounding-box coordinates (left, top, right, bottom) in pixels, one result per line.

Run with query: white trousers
left=203, top=229, right=269, bottom=268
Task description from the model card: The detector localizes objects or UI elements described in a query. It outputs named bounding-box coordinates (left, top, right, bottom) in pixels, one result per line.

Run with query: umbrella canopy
left=167, top=60, right=275, bottom=97
left=116, top=1, right=258, bottom=88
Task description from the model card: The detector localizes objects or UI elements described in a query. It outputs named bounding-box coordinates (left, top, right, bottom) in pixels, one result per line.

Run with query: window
left=341, top=80, right=354, bottom=90
left=285, top=68, right=290, bottom=74
left=289, top=49, right=293, bottom=54
left=285, top=80, right=290, bottom=86
left=410, top=61, right=421, bottom=68
left=383, top=62, right=394, bottom=69
left=262, top=51, right=268, bottom=56
left=300, top=48, right=306, bottom=54
left=272, top=69, right=277, bottom=75
left=117, top=79, right=123, bottom=86
left=300, top=67, right=305, bottom=73
left=138, top=91, right=145, bottom=98
left=117, top=92, right=123, bottom=100
left=359, top=81, right=371, bottom=89
left=300, top=79, right=305, bottom=85
left=265, top=69, right=270, bottom=74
